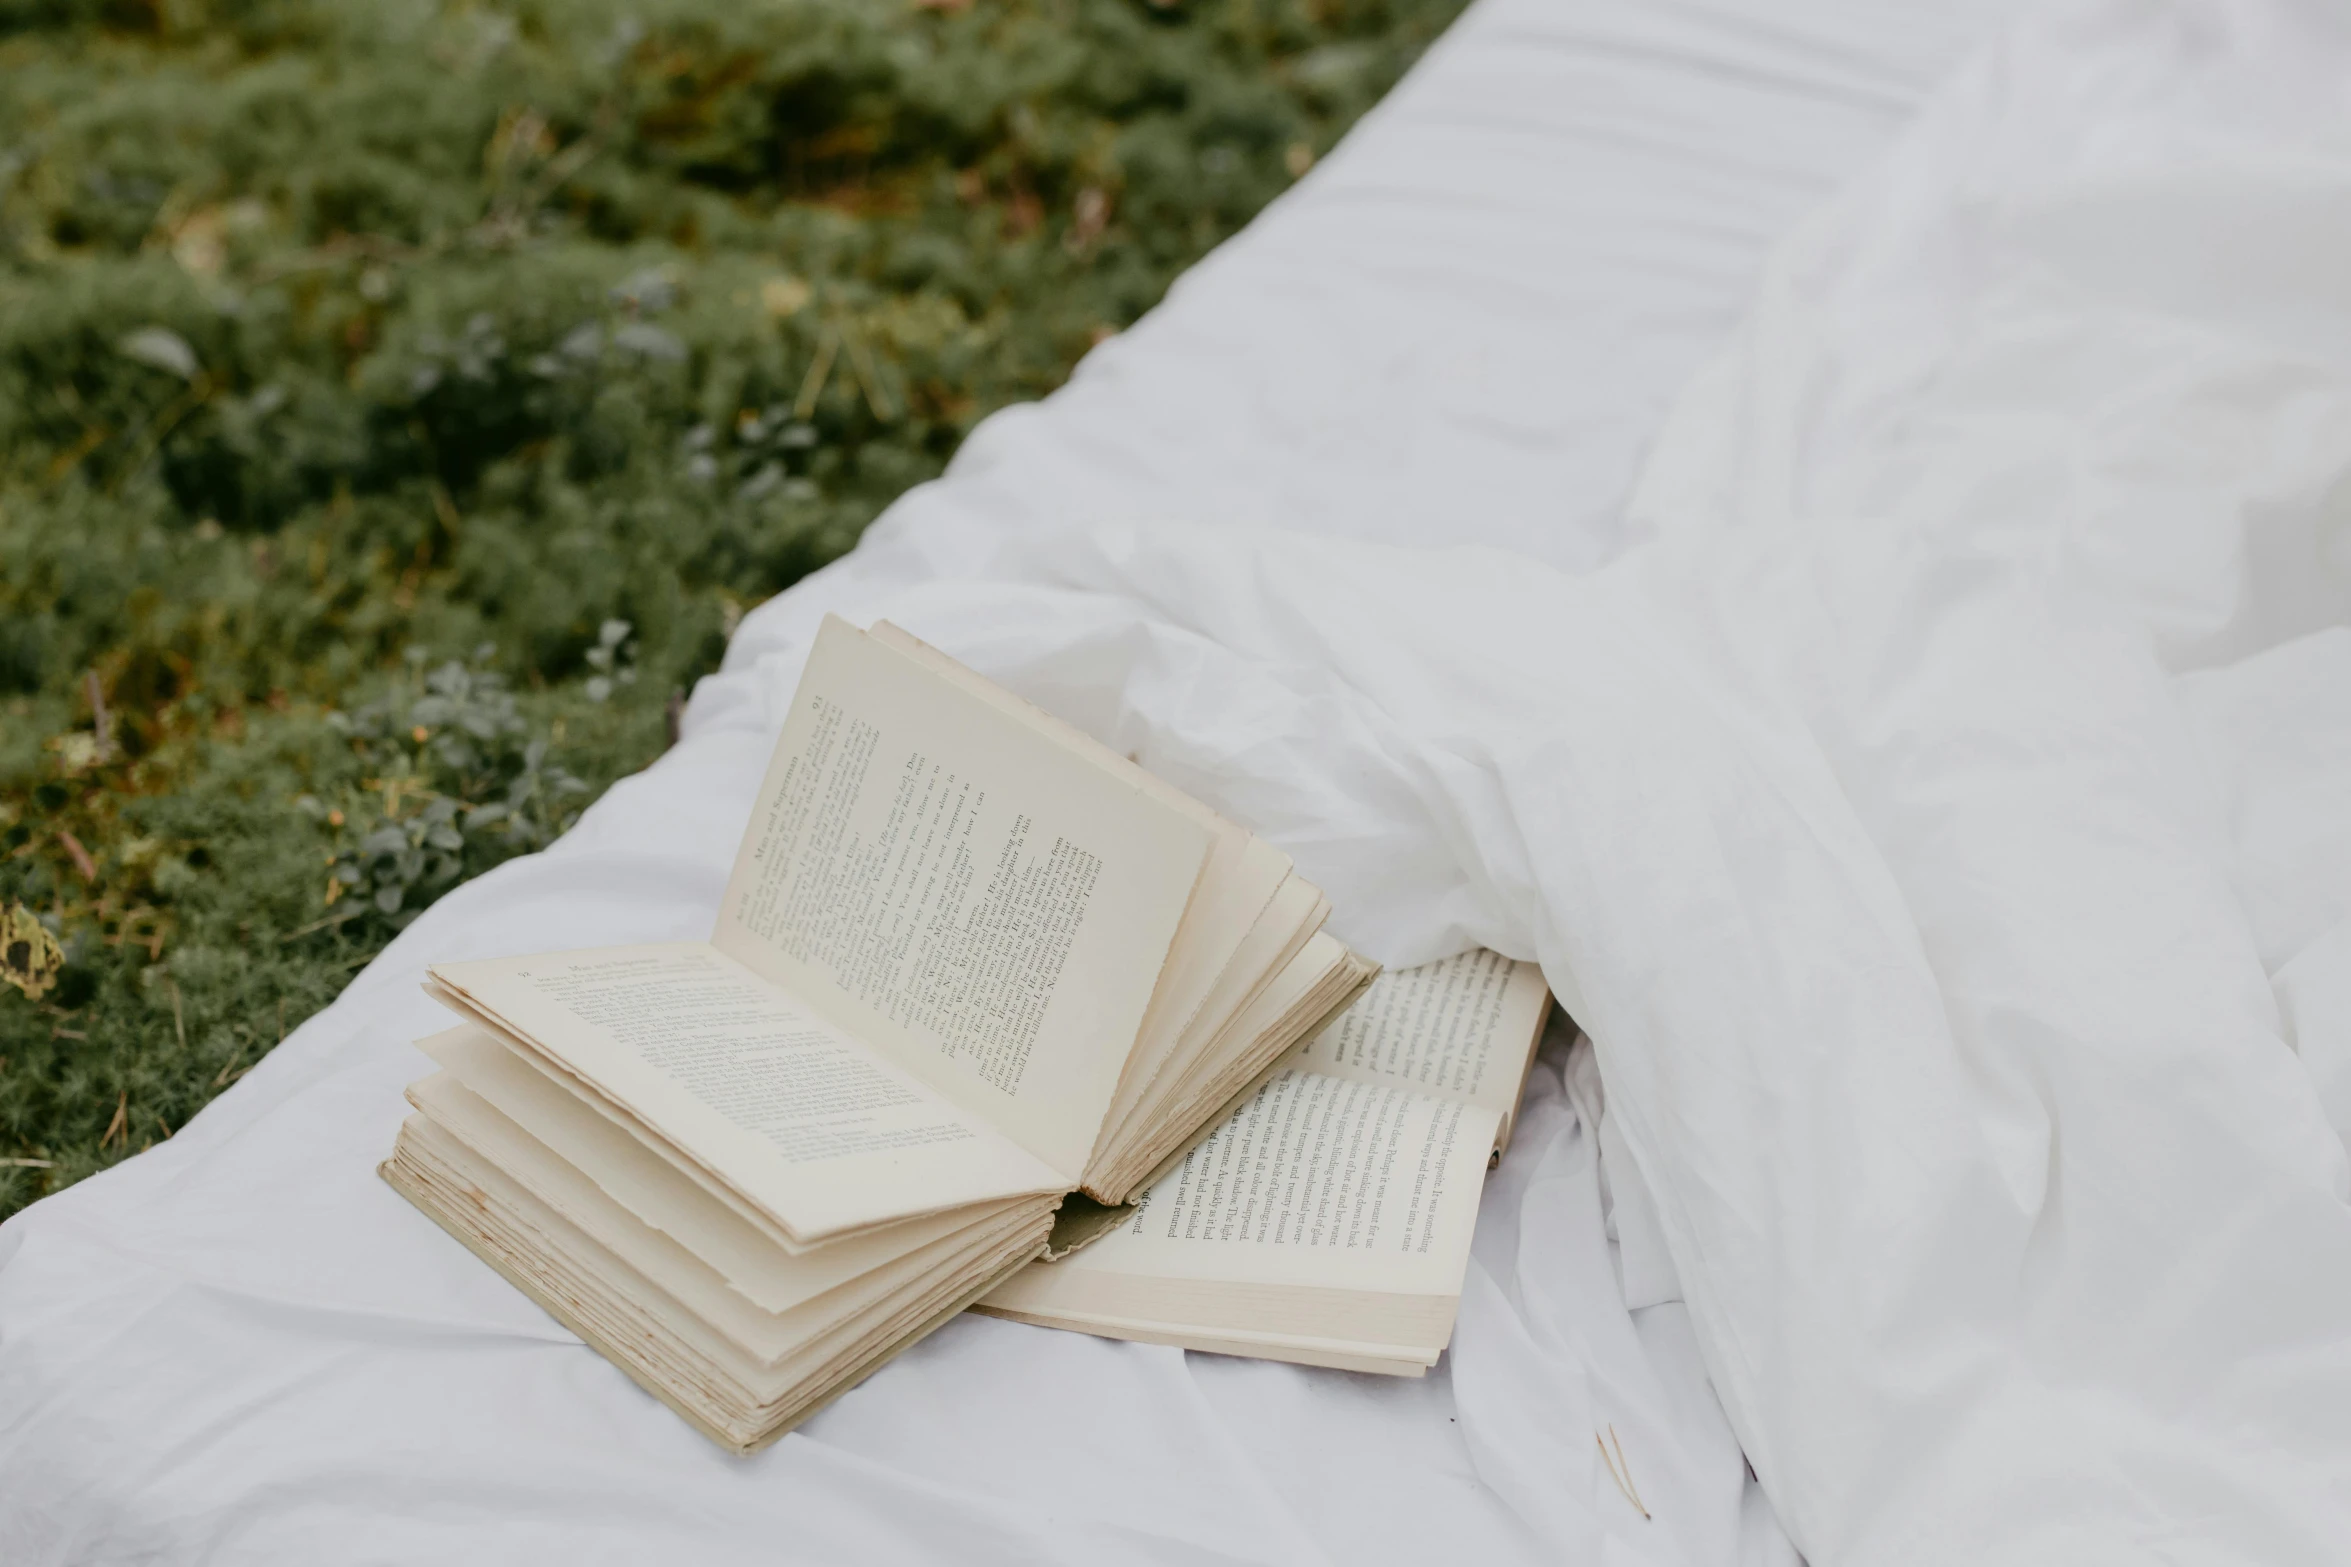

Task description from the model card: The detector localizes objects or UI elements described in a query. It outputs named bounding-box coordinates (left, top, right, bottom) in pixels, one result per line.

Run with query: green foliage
left=0, top=0, right=1465, bottom=1216
left=302, top=643, right=599, bottom=928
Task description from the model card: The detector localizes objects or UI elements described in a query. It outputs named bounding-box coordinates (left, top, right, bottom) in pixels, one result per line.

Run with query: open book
left=976, top=949, right=1551, bottom=1375
left=381, top=615, right=1375, bottom=1451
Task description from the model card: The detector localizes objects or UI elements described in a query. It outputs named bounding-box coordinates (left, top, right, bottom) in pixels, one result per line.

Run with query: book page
left=430, top=943, right=1066, bottom=1242
left=402, top=1076, right=1053, bottom=1344
left=1104, top=929, right=1371, bottom=1201
left=866, top=622, right=1294, bottom=1144
left=1097, top=867, right=1323, bottom=1163
left=1048, top=1064, right=1500, bottom=1296
left=712, top=615, right=1211, bottom=1179
left=1287, top=949, right=1549, bottom=1143
left=388, top=1117, right=1052, bottom=1415
left=412, top=1028, right=1013, bottom=1313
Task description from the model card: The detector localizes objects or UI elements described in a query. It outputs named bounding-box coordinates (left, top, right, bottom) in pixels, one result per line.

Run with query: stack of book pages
left=382, top=616, right=1374, bottom=1452
left=979, top=948, right=1552, bottom=1373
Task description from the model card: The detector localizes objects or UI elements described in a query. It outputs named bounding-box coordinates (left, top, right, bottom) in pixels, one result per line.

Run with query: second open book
left=980, top=947, right=1552, bottom=1375
left=383, top=614, right=1375, bottom=1450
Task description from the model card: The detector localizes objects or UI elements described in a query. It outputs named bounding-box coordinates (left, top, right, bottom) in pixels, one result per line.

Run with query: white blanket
left=24, top=0, right=2351, bottom=1563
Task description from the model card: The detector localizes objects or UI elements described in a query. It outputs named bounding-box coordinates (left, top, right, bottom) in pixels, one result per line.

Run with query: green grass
left=0, top=0, right=1466, bottom=1218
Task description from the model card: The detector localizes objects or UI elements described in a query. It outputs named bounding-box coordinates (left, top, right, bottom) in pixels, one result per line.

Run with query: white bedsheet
left=728, top=0, right=2351, bottom=1553
left=61, top=1, right=2351, bottom=1563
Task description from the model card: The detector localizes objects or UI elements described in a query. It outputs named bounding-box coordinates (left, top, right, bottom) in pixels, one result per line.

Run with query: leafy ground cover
left=0, top=0, right=1465, bottom=1217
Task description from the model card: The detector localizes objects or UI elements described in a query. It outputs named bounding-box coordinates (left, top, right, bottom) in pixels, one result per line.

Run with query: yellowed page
left=1046, top=1065, right=1499, bottom=1299
left=1097, top=872, right=1326, bottom=1164
left=1100, top=930, right=1371, bottom=1200
left=1288, top=949, right=1551, bottom=1148
left=1092, top=833, right=1288, bottom=1153
left=386, top=1121, right=1054, bottom=1448
left=409, top=1035, right=1015, bottom=1313
left=430, top=942, right=1064, bottom=1242
left=712, top=615, right=1211, bottom=1178
left=422, top=982, right=824, bottom=1253
left=394, top=1112, right=1042, bottom=1366
left=866, top=622, right=1295, bottom=1143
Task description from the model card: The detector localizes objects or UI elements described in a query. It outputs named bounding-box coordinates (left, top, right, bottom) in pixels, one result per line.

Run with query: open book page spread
left=712, top=615, right=1213, bottom=1179
left=430, top=943, right=1065, bottom=1241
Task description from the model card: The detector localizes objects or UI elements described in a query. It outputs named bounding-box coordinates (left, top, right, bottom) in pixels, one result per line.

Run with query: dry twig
left=1597, top=1425, right=1651, bottom=1521
left=56, top=831, right=97, bottom=882
left=85, top=670, right=114, bottom=762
